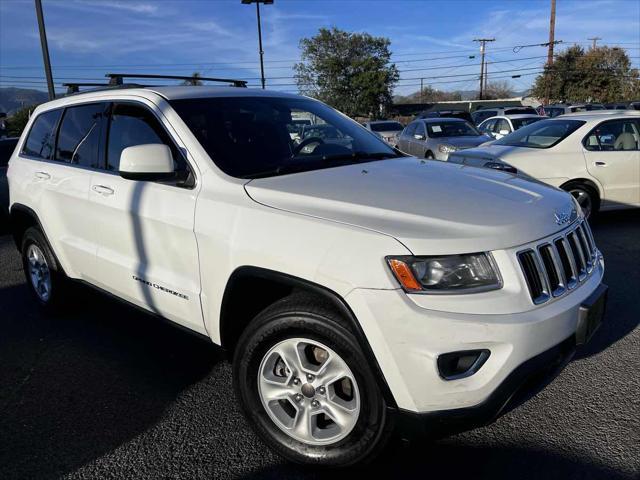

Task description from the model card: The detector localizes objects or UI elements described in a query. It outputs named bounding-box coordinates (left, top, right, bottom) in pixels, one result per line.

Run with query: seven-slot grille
left=517, top=219, right=599, bottom=304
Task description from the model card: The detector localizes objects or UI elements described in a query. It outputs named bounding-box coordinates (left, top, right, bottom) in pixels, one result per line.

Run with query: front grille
left=517, top=219, right=599, bottom=304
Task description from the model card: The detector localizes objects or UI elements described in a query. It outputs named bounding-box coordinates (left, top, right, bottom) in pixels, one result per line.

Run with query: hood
left=245, top=157, right=577, bottom=255
left=448, top=144, right=519, bottom=161
left=440, top=136, right=492, bottom=149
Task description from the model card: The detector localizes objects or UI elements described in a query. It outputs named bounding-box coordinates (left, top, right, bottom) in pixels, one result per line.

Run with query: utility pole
left=474, top=38, right=494, bottom=100
left=241, top=0, right=273, bottom=89
left=587, top=37, right=602, bottom=49
left=34, top=0, right=55, bottom=100
left=545, top=0, right=556, bottom=106
left=420, top=78, right=424, bottom=103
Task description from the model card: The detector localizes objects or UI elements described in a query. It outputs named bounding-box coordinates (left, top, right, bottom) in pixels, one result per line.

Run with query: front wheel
left=232, top=295, right=391, bottom=467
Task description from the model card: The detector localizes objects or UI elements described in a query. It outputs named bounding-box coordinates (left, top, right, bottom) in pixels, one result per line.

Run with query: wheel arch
left=559, top=178, right=602, bottom=208
left=219, top=266, right=397, bottom=408
left=10, top=204, right=43, bottom=252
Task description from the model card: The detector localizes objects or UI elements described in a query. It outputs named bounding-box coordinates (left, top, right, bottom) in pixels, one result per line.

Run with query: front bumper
left=345, top=257, right=605, bottom=414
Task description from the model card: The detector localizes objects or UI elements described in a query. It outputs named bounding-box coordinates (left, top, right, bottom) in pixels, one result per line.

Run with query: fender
left=220, top=266, right=398, bottom=408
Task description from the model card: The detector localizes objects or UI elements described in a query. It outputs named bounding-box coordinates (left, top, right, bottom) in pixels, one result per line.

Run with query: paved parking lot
left=0, top=210, right=638, bottom=480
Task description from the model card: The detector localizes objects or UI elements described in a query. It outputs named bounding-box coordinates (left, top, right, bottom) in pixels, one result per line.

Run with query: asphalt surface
left=0, top=210, right=638, bottom=480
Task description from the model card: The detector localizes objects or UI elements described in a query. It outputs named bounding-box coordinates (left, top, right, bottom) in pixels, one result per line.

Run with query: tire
left=21, top=227, right=68, bottom=310
left=562, top=182, right=599, bottom=220
left=425, top=151, right=435, bottom=160
left=233, top=294, right=391, bottom=467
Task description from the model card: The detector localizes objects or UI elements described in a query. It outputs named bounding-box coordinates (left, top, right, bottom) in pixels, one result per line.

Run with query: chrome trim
left=517, top=219, right=598, bottom=304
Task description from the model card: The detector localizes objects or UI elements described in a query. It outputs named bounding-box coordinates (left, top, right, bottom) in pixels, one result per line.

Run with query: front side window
left=403, top=123, right=417, bottom=137
left=493, top=119, right=585, bottom=149
left=426, top=121, right=481, bottom=138
left=479, top=119, right=496, bottom=134
left=107, top=103, right=187, bottom=177
left=170, top=96, right=399, bottom=179
left=583, top=119, right=640, bottom=151
left=22, top=109, right=62, bottom=160
left=494, top=119, right=510, bottom=133
left=56, top=103, right=106, bottom=168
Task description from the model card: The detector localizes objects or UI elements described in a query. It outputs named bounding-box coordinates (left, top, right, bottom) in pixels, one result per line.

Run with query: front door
left=583, top=118, right=640, bottom=208
left=88, top=101, right=204, bottom=332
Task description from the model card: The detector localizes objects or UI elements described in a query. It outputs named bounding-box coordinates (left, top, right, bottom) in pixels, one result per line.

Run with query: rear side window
left=22, top=109, right=62, bottom=160
left=56, top=103, right=106, bottom=168
left=583, top=119, right=640, bottom=151
left=106, top=103, right=186, bottom=174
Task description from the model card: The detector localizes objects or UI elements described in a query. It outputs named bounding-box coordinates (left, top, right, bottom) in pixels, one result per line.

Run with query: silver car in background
left=396, top=118, right=492, bottom=160
left=363, top=120, right=404, bottom=146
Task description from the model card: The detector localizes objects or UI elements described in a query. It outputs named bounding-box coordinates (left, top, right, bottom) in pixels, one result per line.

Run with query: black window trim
left=582, top=118, right=640, bottom=152
left=104, top=99, right=197, bottom=189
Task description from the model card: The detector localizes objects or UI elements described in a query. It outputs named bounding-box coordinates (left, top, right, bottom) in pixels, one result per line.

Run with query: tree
left=483, top=80, right=515, bottom=100
left=294, top=28, right=399, bottom=117
left=6, top=104, right=37, bottom=137
left=182, top=72, right=203, bottom=86
left=532, top=45, right=640, bottom=102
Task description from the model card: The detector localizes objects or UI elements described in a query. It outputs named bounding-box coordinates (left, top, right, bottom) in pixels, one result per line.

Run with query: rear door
left=88, top=100, right=203, bottom=330
left=583, top=118, right=640, bottom=208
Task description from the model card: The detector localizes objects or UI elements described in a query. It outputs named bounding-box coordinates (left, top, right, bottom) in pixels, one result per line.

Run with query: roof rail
left=106, top=73, right=248, bottom=88
left=62, top=82, right=111, bottom=94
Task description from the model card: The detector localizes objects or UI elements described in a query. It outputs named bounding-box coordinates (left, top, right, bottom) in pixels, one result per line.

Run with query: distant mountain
left=0, top=88, right=50, bottom=116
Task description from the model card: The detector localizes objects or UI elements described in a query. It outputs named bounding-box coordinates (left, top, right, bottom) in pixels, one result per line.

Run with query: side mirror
left=499, top=129, right=510, bottom=135
left=414, top=134, right=425, bottom=140
left=484, top=161, right=517, bottom=174
left=119, top=144, right=175, bottom=181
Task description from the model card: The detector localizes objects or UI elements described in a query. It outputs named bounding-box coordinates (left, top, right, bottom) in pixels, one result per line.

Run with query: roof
left=558, top=110, right=640, bottom=119
left=481, top=114, right=542, bottom=121
left=420, top=117, right=467, bottom=123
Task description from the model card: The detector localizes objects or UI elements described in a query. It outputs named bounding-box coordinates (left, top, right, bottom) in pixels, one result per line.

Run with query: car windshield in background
left=170, top=96, right=400, bottom=178
left=493, top=119, right=585, bottom=149
left=370, top=122, right=403, bottom=132
left=426, top=121, right=481, bottom=138
left=511, top=117, right=544, bottom=130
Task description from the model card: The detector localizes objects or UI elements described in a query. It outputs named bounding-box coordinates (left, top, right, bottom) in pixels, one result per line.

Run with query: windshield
left=493, top=119, right=585, bottom=148
left=511, top=117, right=544, bottom=130
left=370, top=121, right=403, bottom=132
left=426, top=121, right=481, bottom=138
left=170, top=96, right=400, bottom=178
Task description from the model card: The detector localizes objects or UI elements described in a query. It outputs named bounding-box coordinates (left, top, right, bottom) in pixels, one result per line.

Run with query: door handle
left=34, top=171, right=50, bottom=180
left=594, top=161, right=607, bottom=167
left=92, top=184, right=114, bottom=196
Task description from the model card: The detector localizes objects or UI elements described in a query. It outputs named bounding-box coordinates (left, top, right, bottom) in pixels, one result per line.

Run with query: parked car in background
left=471, top=106, right=538, bottom=125
left=1, top=137, right=19, bottom=229
left=397, top=118, right=492, bottom=160
left=448, top=111, right=640, bottom=218
left=478, top=114, right=545, bottom=140
left=541, top=103, right=606, bottom=117
left=416, top=109, right=473, bottom=123
left=363, top=120, right=404, bottom=146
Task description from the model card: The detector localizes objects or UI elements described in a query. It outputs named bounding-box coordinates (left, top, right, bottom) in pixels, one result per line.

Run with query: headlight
left=438, top=144, right=458, bottom=154
left=386, top=253, right=502, bottom=293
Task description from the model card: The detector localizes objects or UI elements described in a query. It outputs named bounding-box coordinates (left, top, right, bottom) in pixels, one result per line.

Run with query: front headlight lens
left=387, top=253, right=502, bottom=293
left=438, top=144, right=458, bottom=153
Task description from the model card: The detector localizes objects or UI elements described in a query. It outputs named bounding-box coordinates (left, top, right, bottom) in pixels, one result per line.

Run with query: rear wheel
left=21, top=227, right=68, bottom=310
left=425, top=151, right=435, bottom=160
left=233, top=294, right=391, bottom=466
left=563, top=183, right=599, bottom=219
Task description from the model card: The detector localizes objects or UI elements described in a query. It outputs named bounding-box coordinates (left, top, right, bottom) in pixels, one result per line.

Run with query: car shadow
left=575, top=208, right=640, bottom=359
left=236, top=440, right=633, bottom=480
left=0, top=281, right=224, bottom=480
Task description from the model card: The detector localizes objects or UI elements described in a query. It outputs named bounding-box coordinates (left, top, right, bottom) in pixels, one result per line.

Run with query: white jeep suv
left=7, top=85, right=607, bottom=467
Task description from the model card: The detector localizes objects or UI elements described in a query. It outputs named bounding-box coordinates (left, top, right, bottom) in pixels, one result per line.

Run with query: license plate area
left=576, top=284, right=608, bottom=345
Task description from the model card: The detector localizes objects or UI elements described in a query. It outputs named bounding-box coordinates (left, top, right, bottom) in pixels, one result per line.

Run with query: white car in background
left=478, top=114, right=545, bottom=140
left=362, top=120, right=404, bottom=146
left=448, top=111, right=640, bottom=218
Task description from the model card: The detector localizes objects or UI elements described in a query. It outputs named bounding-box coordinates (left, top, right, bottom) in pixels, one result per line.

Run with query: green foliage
left=294, top=27, right=399, bottom=117
left=532, top=46, right=640, bottom=102
left=6, top=105, right=37, bottom=137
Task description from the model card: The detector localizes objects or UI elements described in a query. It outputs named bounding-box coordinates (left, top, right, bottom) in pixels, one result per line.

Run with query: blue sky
left=1, top=0, right=638, bottom=96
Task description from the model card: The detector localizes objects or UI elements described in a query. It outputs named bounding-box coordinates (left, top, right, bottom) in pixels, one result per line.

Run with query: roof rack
left=62, top=82, right=111, bottom=94
left=106, top=73, right=247, bottom=88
